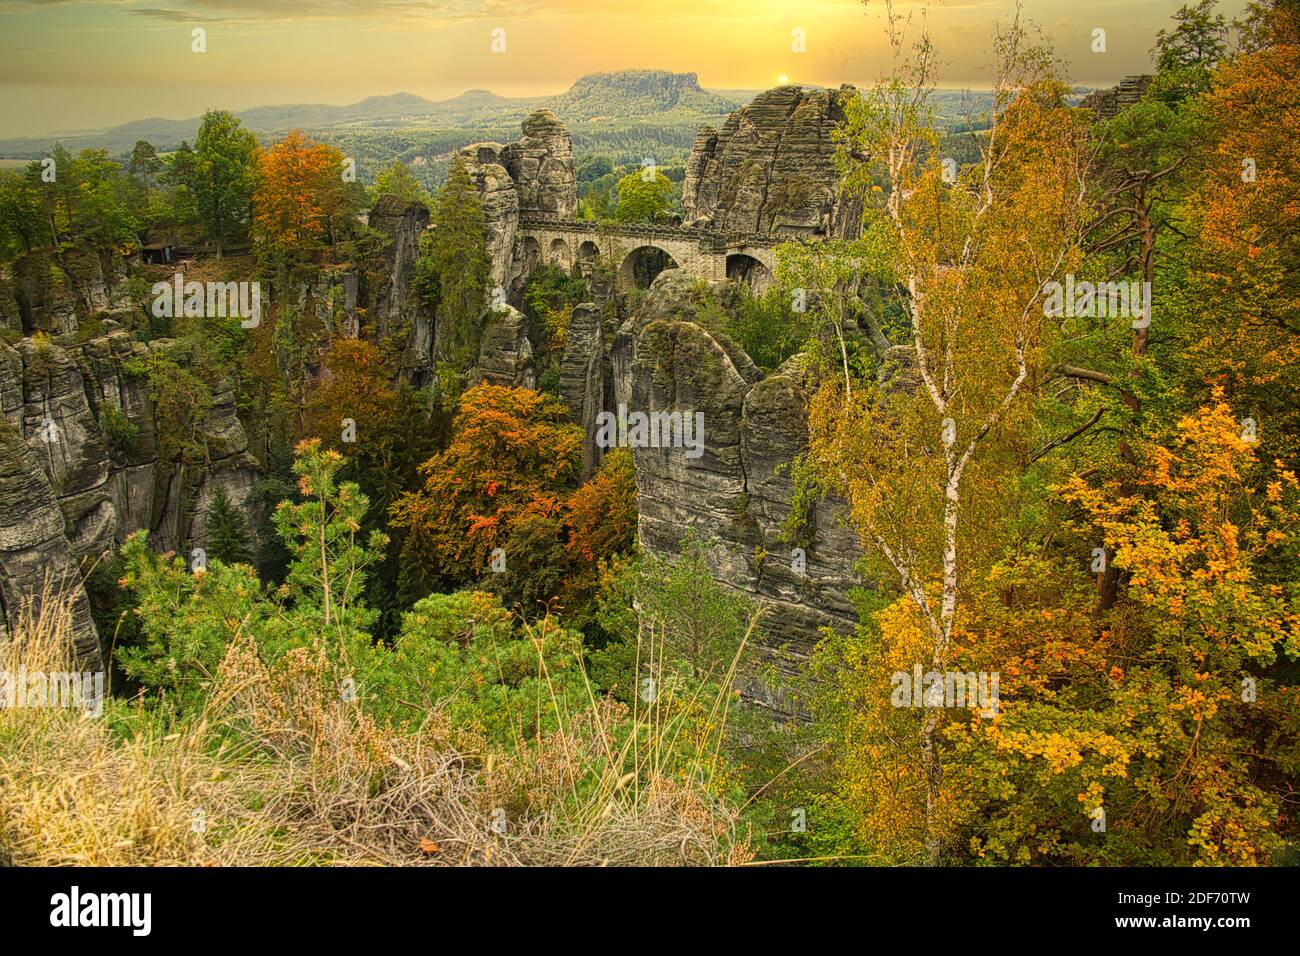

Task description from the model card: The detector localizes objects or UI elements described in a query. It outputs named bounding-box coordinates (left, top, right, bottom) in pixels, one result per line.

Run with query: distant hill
left=545, top=70, right=739, bottom=120
left=0, top=92, right=452, bottom=157
left=0, top=71, right=746, bottom=159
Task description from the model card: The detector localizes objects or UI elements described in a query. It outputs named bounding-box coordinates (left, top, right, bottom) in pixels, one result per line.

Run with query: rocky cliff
left=0, top=251, right=261, bottom=668
left=502, top=109, right=578, bottom=218
left=458, top=108, right=578, bottom=300
left=1080, top=75, right=1154, bottom=119
left=458, top=143, right=521, bottom=292
left=682, top=85, right=862, bottom=239
left=561, top=272, right=861, bottom=708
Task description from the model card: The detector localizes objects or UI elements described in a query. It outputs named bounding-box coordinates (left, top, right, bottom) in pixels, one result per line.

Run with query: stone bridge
left=515, top=216, right=780, bottom=292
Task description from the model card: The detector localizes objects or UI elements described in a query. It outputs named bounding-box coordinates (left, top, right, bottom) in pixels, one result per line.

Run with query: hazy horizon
left=0, top=0, right=1249, bottom=139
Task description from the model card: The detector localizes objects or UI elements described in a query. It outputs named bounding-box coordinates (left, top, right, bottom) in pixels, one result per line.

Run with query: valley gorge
left=0, top=86, right=868, bottom=699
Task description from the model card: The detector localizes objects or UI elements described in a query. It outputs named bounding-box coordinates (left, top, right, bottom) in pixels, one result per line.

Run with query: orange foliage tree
left=253, top=130, right=360, bottom=253
left=388, top=384, right=635, bottom=614
left=302, top=338, right=434, bottom=510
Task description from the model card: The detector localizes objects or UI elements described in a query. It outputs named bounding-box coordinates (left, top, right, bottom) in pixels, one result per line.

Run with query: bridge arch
left=576, top=240, right=600, bottom=278
left=548, top=237, right=571, bottom=269
left=619, top=244, right=680, bottom=290
left=726, top=252, right=774, bottom=292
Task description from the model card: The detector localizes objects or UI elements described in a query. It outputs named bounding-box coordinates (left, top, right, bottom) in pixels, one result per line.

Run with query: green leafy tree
left=1156, top=0, right=1230, bottom=81
left=193, top=110, right=259, bottom=257
left=160, top=141, right=200, bottom=231
left=614, top=169, right=675, bottom=224
left=591, top=535, right=755, bottom=696
left=128, top=140, right=162, bottom=186
left=370, top=590, right=588, bottom=744
left=206, top=486, right=252, bottom=566
left=370, top=160, right=432, bottom=208
left=273, top=438, right=388, bottom=634
left=0, top=169, right=42, bottom=256
left=69, top=149, right=140, bottom=248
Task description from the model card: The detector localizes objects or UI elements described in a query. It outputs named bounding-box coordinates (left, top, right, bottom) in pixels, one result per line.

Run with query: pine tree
left=429, top=156, right=491, bottom=371
left=206, top=486, right=253, bottom=566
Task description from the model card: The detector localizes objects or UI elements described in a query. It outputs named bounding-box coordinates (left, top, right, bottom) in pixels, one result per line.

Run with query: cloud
left=0, top=0, right=552, bottom=25
left=119, top=0, right=556, bottom=25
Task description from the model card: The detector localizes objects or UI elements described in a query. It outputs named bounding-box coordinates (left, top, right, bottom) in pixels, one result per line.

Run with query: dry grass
left=0, top=594, right=749, bottom=867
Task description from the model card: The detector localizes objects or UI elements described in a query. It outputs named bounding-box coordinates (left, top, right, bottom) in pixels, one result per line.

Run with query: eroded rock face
left=460, top=110, right=577, bottom=299
left=369, top=195, right=429, bottom=324
left=0, top=327, right=261, bottom=664
left=13, top=337, right=116, bottom=560
left=458, top=143, right=521, bottom=292
left=502, top=109, right=578, bottom=218
left=569, top=272, right=861, bottom=709
left=558, top=303, right=607, bottom=480
left=682, top=85, right=863, bottom=239
left=4, top=246, right=134, bottom=335
left=1080, top=75, right=1154, bottom=119
left=474, top=305, right=536, bottom=390
left=0, top=424, right=100, bottom=665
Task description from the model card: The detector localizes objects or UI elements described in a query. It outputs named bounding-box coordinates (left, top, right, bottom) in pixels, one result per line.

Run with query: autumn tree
left=1171, top=3, right=1300, bottom=463
left=389, top=384, right=582, bottom=602
left=800, top=0, right=1300, bottom=868
left=302, top=337, right=434, bottom=511
left=810, top=9, right=1090, bottom=862
left=254, top=130, right=362, bottom=257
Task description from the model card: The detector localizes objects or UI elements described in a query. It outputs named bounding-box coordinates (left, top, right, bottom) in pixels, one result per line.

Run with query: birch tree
left=807, top=5, right=1090, bottom=862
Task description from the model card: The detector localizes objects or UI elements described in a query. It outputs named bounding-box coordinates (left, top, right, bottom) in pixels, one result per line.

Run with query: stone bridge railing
left=517, top=215, right=781, bottom=250
left=516, top=215, right=784, bottom=289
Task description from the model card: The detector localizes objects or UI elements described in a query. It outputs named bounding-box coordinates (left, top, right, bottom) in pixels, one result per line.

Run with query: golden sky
left=0, top=0, right=1248, bottom=137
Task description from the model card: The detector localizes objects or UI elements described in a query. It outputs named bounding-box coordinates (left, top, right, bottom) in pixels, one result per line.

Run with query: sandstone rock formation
left=682, top=85, right=863, bottom=239
left=366, top=196, right=432, bottom=381
left=558, top=303, right=608, bottom=480
left=1080, top=75, right=1154, bottom=119
left=368, top=194, right=429, bottom=337
left=501, top=109, right=578, bottom=218
left=0, top=423, right=100, bottom=664
left=474, top=305, right=536, bottom=390
left=562, top=272, right=861, bottom=708
left=459, top=109, right=577, bottom=299
left=457, top=143, right=520, bottom=292
left=3, top=245, right=136, bottom=336
left=0, top=244, right=263, bottom=664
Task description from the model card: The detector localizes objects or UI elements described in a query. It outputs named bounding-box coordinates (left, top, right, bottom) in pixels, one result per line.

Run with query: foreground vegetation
left=2, top=1, right=1299, bottom=867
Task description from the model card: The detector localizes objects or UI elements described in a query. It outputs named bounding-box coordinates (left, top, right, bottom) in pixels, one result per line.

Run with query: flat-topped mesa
left=682, top=85, right=863, bottom=239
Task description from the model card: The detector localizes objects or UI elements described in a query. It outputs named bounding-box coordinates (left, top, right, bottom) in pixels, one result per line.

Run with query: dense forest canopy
left=0, top=0, right=1297, bottom=871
